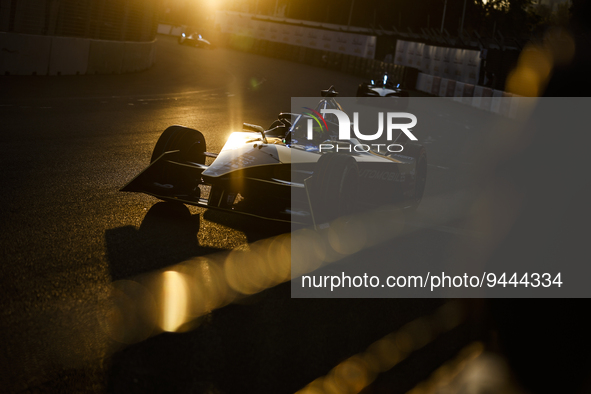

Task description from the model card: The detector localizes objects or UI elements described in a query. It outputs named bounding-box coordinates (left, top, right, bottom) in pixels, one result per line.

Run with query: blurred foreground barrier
left=406, top=341, right=485, bottom=394
left=296, top=301, right=467, bottom=394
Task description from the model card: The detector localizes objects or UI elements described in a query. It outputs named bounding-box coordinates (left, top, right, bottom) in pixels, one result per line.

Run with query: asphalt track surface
left=0, top=35, right=511, bottom=393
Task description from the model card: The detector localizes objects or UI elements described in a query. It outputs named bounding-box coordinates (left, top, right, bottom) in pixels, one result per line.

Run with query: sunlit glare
left=160, top=270, right=190, bottom=332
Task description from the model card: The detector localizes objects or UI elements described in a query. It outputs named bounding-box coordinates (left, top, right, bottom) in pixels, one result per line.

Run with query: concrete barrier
left=0, top=32, right=51, bottom=75
left=431, top=76, right=441, bottom=96
left=170, top=26, right=182, bottom=36
left=416, top=73, right=426, bottom=92
left=157, top=24, right=172, bottom=35
left=508, top=93, right=520, bottom=119
left=438, top=78, right=448, bottom=97
left=121, top=40, right=155, bottom=73
left=454, top=82, right=465, bottom=102
left=445, top=80, right=456, bottom=97
left=424, top=74, right=433, bottom=94
left=490, top=89, right=504, bottom=114
left=472, top=86, right=484, bottom=108
left=1, top=31, right=154, bottom=76
left=49, top=37, right=90, bottom=75
left=498, top=92, right=513, bottom=118
left=87, top=39, right=124, bottom=74
left=461, top=83, right=474, bottom=105
left=480, top=87, right=493, bottom=111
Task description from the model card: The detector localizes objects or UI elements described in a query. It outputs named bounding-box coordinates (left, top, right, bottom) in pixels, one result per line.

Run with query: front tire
left=151, top=125, right=206, bottom=165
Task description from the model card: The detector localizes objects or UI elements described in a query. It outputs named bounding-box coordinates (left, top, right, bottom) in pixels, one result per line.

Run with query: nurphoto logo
left=305, top=109, right=418, bottom=153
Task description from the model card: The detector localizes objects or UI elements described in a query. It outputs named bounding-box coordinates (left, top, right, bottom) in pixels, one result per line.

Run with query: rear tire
left=151, top=125, right=206, bottom=165
left=312, top=153, right=359, bottom=223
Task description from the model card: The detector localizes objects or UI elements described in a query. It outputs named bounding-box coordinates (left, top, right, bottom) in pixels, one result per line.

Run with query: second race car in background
left=178, top=32, right=212, bottom=49
left=356, top=72, right=409, bottom=97
left=356, top=72, right=410, bottom=109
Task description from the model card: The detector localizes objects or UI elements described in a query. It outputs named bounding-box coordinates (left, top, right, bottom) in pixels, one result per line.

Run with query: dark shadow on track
left=105, top=202, right=223, bottom=280
left=201, top=209, right=290, bottom=243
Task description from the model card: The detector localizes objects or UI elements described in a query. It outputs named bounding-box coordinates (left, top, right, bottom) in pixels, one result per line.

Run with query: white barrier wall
left=170, top=26, right=183, bottom=36
left=453, top=82, right=465, bottom=102
left=415, top=72, right=519, bottom=118
left=49, top=37, right=90, bottom=75
left=0, top=32, right=51, bottom=75
left=214, top=11, right=377, bottom=59
left=87, top=40, right=124, bottom=74
left=0, top=32, right=155, bottom=75
left=439, top=78, right=448, bottom=97
left=157, top=24, right=172, bottom=35
left=122, top=41, right=155, bottom=73
left=396, top=39, right=480, bottom=85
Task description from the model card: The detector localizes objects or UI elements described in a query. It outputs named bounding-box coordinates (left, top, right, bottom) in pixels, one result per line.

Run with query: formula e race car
left=121, top=87, right=426, bottom=226
left=356, top=72, right=409, bottom=110
left=356, top=72, right=409, bottom=98
left=178, top=32, right=212, bottom=49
